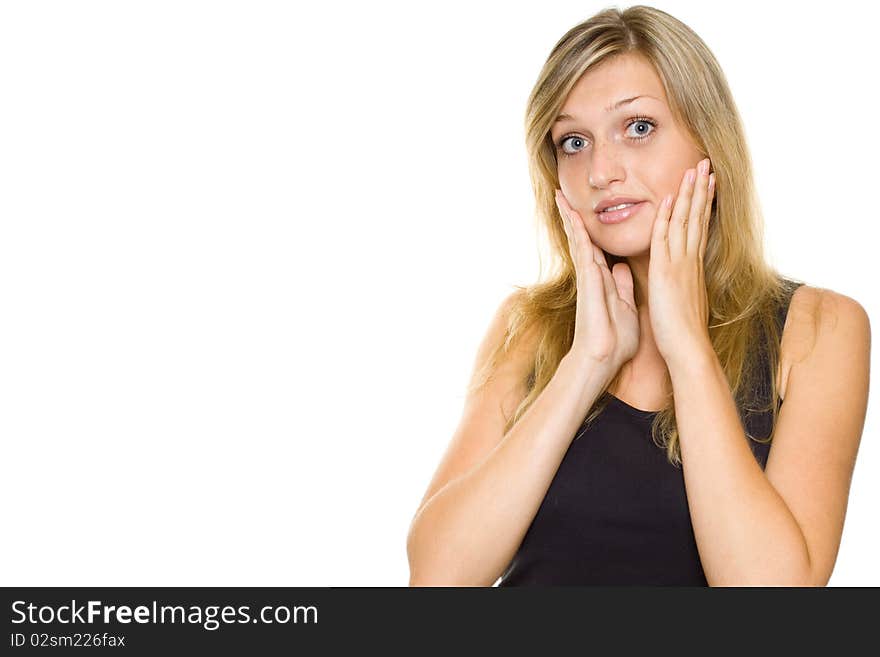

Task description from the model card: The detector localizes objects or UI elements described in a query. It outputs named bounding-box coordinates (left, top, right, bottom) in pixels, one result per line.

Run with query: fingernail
left=699, top=158, right=709, bottom=175
left=687, top=169, right=696, bottom=183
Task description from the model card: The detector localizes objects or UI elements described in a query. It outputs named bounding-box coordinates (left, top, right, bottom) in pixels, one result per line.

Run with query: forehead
left=560, top=54, right=666, bottom=113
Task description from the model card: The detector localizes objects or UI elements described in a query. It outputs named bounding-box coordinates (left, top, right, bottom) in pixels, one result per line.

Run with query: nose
left=587, top=140, right=625, bottom=189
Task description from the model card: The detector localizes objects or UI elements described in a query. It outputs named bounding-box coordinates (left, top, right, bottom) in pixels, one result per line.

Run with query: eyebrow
left=554, top=94, right=659, bottom=123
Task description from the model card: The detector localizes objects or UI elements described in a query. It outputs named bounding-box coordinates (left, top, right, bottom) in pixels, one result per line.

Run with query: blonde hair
left=468, top=5, right=805, bottom=468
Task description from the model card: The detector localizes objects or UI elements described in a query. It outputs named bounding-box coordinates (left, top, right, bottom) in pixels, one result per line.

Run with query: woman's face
left=550, top=53, right=705, bottom=256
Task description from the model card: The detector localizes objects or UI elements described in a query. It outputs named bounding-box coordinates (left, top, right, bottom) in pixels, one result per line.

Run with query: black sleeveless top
left=497, top=280, right=804, bottom=586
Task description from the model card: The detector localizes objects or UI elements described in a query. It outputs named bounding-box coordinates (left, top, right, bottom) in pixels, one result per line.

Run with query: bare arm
left=406, top=352, right=614, bottom=586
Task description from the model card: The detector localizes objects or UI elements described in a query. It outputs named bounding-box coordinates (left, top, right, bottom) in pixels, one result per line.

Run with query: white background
left=0, top=0, right=876, bottom=586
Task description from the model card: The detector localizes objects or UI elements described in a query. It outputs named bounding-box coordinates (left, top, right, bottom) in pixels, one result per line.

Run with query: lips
left=594, top=197, right=644, bottom=213
left=596, top=201, right=646, bottom=225
left=599, top=202, right=639, bottom=214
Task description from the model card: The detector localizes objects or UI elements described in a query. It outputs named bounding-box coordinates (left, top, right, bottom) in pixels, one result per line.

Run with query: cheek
left=557, top=176, right=589, bottom=211
left=649, top=173, right=681, bottom=204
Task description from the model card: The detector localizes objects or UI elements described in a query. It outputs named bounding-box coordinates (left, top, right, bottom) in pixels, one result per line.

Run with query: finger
left=577, top=237, right=612, bottom=328
left=592, top=243, right=610, bottom=270
left=687, top=159, right=710, bottom=255
left=559, top=193, right=595, bottom=249
left=556, top=192, right=620, bottom=326
left=668, top=167, right=695, bottom=259
left=598, top=257, right=620, bottom=309
left=587, top=262, right=613, bottom=331
left=651, top=193, right=674, bottom=262
left=699, top=173, right=715, bottom=257
left=557, top=190, right=602, bottom=270
left=555, top=192, right=578, bottom=257
left=611, top=261, right=635, bottom=308
left=556, top=191, right=608, bottom=269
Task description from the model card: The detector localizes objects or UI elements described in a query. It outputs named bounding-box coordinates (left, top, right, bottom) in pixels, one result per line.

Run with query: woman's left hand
left=649, top=157, right=716, bottom=367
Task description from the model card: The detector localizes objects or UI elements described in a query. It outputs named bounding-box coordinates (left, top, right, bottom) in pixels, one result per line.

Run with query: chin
left=594, top=232, right=651, bottom=258
left=603, top=246, right=650, bottom=259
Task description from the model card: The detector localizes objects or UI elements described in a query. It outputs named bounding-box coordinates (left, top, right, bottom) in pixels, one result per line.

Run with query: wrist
left=560, top=350, right=618, bottom=392
left=664, top=337, right=716, bottom=378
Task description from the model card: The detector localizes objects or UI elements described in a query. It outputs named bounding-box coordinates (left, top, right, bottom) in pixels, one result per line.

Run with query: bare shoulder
left=780, top=284, right=870, bottom=398
left=409, top=291, right=541, bottom=520
left=763, top=286, right=869, bottom=586
left=470, top=290, right=542, bottom=412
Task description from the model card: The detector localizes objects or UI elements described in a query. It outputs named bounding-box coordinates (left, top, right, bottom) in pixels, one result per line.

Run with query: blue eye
left=556, top=116, right=657, bottom=157
left=559, top=136, right=588, bottom=155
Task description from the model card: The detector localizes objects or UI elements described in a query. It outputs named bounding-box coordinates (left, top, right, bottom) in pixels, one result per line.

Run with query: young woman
left=406, top=6, right=870, bottom=586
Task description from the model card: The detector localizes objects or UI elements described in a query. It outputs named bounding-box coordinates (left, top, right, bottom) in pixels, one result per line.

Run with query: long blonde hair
left=468, top=5, right=805, bottom=468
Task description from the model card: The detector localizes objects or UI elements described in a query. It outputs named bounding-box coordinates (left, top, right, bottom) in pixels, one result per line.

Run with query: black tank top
left=497, top=280, right=804, bottom=586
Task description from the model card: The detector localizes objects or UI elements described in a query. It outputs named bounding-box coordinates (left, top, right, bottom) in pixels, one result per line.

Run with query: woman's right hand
left=554, top=189, right=640, bottom=373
